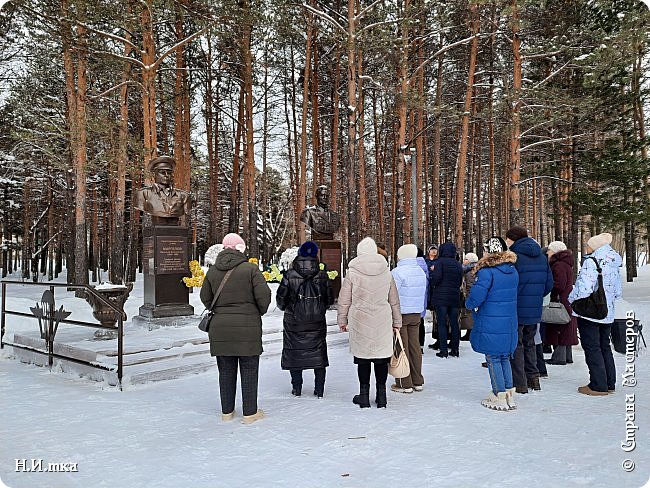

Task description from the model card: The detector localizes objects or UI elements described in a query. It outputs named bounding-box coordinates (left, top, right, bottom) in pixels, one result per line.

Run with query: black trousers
left=216, top=355, right=259, bottom=416
left=510, top=324, right=539, bottom=389
left=290, top=368, right=326, bottom=392
left=357, top=362, right=388, bottom=386
left=578, top=318, right=616, bottom=392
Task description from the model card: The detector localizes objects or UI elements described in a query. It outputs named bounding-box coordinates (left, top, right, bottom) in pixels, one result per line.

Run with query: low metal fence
left=1, top=281, right=127, bottom=389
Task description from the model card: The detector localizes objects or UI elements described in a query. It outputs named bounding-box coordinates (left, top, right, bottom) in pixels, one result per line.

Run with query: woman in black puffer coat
left=276, top=241, right=333, bottom=398
left=430, top=242, right=463, bottom=357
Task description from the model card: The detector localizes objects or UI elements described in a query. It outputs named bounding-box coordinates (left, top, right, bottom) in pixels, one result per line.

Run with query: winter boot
left=241, top=409, right=265, bottom=425
left=428, top=340, right=440, bottom=350
left=352, top=384, right=371, bottom=408
left=291, top=385, right=302, bottom=397
left=436, top=351, right=448, bottom=358
left=527, top=376, right=541, bottom=391
left=481, top=392, right=509, bottom=411
left=506, top=387, right=518, bottom=410
left=515, top=385, right=528, bottom=394
left=221, top=411, right=235, bottom=421
left=375, top=384, right=387, bottom=408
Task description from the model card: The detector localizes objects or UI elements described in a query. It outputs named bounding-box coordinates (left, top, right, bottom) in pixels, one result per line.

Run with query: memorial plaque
left=156, top=236, right=188, bottom=274
left=143, top=238, right=154, bottom=275
left=315, top=240, right=342, bottom=300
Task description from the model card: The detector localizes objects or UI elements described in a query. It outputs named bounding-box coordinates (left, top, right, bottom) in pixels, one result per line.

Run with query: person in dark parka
left=200, top=233, right=271, bottom=424
left=430, top=242, right=463, bottom=357
left=276, top=241, right=333, bottom=398
left=542, top=241, right=578, bottom=365
left=505, top=226, right=554, bottom=394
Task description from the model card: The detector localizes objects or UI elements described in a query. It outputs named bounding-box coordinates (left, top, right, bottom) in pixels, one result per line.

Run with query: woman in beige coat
left=338, top=237, right=402, bottom=408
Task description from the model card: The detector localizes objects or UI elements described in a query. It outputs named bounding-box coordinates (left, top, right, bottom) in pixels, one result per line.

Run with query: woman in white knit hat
left=568, top=232, right=622, bottom=396
left=338, top=237, right=402, bottom=408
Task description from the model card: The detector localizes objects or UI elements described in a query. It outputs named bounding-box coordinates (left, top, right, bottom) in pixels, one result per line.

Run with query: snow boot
left=506, top=387, right=517, bottom=410
left=375, top=384, right=387, bottom=408
left=352, top=384, right=371, bottom=408
left=241, top=409, right=265, bottom=425
left=481, top=392, right=509, bottom=411
left=221, top=411, right=235, bottom=421
left=527, top=376, right=541, bottom=391
left=291, top=385, right=302, bottom=397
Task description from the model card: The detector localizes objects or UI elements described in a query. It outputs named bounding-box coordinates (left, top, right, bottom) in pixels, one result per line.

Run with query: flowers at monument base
left=263, top=264, right=283, bottom=283
left=319, top=263, right=339, bottom=280
left=182, top=260, right=205, bottom=288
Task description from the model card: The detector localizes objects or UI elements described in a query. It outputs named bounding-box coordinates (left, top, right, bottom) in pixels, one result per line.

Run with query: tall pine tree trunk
left=453, top=3, right=479, bottom=247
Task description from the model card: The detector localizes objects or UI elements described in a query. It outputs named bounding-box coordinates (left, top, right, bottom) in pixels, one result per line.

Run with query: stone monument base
left=314, top=239, right=342, bottom=300
left=138, top=225, right=194, bottom=320
left=138, top=303, right=195, bottom=319
left=132, top=312, right=199, bottom=331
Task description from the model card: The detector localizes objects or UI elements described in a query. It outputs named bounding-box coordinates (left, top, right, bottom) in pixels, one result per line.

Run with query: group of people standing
left=200, top=226, right=623, bottom=423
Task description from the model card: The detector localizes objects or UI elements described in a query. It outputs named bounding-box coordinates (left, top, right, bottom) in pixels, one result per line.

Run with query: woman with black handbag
left=568, top=233, right=622, bottom=396
left=542, top=241, right=578, bottom=365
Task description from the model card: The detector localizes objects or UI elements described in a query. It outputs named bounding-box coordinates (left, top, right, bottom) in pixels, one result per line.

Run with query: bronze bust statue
left=300, top=185, right=341, bottom=240
left=135, top=156, right=192, bottom=227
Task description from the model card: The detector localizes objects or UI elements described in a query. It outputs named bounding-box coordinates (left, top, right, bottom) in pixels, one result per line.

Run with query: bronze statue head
left=316, top=185, right=330, bottom=209
left=148, top=156, right=176, bottom=188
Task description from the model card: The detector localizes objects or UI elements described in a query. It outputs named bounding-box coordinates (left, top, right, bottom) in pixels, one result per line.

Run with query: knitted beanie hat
left=464, top=252, right=479, bottom=263
left=483, top=236, right=508, bottom=254
left=298, top=241, right=319, bottom=258
left=357, top=237, right=377, bottom=255
left=587, top=233, right=613, bottom=251
left=547, top=241, right=567, bottom=254
left=222, top=233, right=246, bottom=253
left=397, top=244, right=418, bottom=261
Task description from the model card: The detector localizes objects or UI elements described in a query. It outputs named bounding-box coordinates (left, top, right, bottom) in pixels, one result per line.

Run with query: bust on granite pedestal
left=300, top=185, right=342, bottom=299
left=135, top=156, right=195, bottom=320
left=300, top=185, right=341, bottom=241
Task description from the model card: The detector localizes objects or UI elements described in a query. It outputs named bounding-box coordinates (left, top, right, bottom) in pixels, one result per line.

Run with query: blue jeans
left=485, top=354, right=514, bottom=394
left=435, top=305, right=459, bottom=353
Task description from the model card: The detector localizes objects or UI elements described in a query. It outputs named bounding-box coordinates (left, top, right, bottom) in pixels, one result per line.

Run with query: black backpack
left=572, top=257, right=608, bottom=320
left=293, top=276, right=327, bottom=322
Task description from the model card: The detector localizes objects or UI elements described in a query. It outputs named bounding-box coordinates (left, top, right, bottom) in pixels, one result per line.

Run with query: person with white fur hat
left=337, top=237, right=402, bottom=408
left=390, top=244, right=427, bottom=393
left=568, top=232, right=622, bottom=396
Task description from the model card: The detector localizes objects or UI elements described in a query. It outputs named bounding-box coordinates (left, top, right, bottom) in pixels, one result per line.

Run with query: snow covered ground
left=1, top=267, right=650, bottom=488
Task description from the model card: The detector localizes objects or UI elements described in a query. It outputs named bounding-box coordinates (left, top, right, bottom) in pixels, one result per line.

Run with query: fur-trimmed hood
left=472, top=251, right=517, bottom=276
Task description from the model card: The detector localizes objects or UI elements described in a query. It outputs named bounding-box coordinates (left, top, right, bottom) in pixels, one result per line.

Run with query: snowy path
left=1, top=269, right=650, bottom=488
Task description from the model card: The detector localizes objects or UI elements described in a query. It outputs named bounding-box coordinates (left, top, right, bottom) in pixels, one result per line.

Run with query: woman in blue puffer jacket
left=391, top=244, right=427, bottom=393
left=466, top=236, right=519, bottom=411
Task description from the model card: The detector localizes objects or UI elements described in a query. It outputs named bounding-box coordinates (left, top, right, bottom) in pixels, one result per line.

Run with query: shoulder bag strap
left=588, top=256, right=602, bottom=273
left=206, top=265, right=238, bottom=312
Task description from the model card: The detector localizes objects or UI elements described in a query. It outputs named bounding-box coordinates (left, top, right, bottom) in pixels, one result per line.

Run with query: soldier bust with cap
left=135, top=156, right=193, bottom=227
left=300, top=185, right=341, bottom=240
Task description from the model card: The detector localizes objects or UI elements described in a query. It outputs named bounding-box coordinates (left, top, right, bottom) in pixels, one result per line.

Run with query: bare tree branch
left=301, top=3, right=347, bottom=36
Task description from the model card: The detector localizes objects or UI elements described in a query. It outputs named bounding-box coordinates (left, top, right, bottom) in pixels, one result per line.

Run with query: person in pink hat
left=200, top=233, right=271, bottom=423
